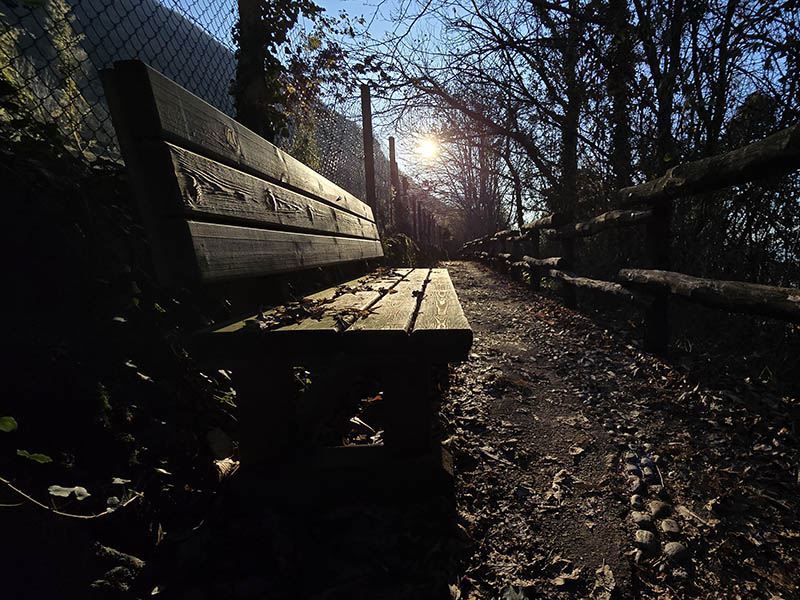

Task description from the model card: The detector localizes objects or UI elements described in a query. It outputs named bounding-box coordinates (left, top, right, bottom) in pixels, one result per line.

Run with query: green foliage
left=0, top=2, right=92, bottom=157
left=0, top=13, right=41, bottom=123
left=231, top=0, right=356, bottom=152
left=16, top=449, right=53, bottom=464
left=293, top=366, right=312, bottom=392
left=0, top=416, right=18, bottom=432
left=382, top=233, right=423, bottom=267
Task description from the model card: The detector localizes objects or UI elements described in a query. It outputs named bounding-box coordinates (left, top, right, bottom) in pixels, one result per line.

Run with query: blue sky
left=161, top=0, right=415, bottom=163
left=162, top=1, right=397, bottom=48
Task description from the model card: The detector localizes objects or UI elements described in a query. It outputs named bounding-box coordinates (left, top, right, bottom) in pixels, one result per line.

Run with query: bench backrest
left=101, top=60, right=382, bottom=286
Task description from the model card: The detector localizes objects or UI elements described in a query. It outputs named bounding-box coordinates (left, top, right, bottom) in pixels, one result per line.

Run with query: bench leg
left=382, top=360, right=432, bottom=455
left=235, top=363, right=295, bottom=466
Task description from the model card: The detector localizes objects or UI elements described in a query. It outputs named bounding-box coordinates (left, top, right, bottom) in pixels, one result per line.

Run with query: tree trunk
left=233, top=0, right=271, bottom=140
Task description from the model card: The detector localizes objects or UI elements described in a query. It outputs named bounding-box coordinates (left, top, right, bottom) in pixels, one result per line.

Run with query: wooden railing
left=460, top=123, right=800, bottom=352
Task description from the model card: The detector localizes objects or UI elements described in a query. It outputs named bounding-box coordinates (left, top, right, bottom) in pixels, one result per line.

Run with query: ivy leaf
left=48, top=485, right=91, bottom=501
left=307, top=35, right=322, bottom=50
left=0, top=416, right=18, bottom=432
left=17, top=449, right=53, bottom=463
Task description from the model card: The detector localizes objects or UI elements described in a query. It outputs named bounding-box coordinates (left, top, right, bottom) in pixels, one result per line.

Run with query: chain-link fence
left=0, top=0, right=392, bottom=218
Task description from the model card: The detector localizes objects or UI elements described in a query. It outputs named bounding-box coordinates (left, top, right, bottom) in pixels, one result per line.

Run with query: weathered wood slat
left=210, top=271, right=407, bottom=336
left=412, top=269, right=472, bottom=358
left=544, top=269, right=651, bottom=304
left=184, top=221, right=384, bottom=282
left=346, top=269, right=430, bottom=343
left=163, top=142, right=380, bottom=239
left=275, top=290, right=383, bottom=334
left=545, top=208, right=654, bottom=239
left=618, top=269, right=800, bottom=321
left=617, top=122, right=800, bottom=206
left=111, top=60, right=374, bottom=222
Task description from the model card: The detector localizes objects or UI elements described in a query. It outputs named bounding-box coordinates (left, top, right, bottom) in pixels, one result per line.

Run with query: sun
left=416, top=138, right=438, bottom=159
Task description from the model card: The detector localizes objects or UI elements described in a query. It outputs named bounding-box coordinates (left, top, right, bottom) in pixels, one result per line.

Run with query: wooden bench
left=100, top=60, right=472, bottom=475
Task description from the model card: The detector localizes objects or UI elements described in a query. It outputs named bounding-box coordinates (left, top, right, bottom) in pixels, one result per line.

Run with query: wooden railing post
left=644, top=201, right=672, bottom=353
left=526, top=229, right=541, bottom=290
left=561, top=212, right=577, bottom=308
left=409, top=193, right=418, bottom=241
left=360, top=84, right=378, bottom=228
left=388, top=137, right=400, bottom=231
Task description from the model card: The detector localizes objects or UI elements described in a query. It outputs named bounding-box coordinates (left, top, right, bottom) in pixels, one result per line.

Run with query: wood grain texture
left=346, top=269, right=430, bottom=342
left=184, top=221, right=384, bottom=282
left=111, top=60, right=374, bottom=222
left=163, top=142, right=379, bottom=239
left=275, top=290, right=383, bottom=334
left=211, top=272, right=407, bottom=335
left=618, top=269, right=800, bottom=321
left=411, top=269, right=472, bottom=359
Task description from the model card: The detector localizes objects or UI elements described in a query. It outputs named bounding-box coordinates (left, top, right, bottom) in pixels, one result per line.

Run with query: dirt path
left=441, top=260, right=799, bottom=599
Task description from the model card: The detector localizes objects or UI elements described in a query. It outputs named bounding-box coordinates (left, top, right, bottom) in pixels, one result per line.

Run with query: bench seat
left=194, top=267, right=471, bottom=362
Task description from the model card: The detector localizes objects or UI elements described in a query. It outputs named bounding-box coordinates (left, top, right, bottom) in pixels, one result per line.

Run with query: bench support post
left=235, top=363, right=296, bottom=466
left=382, top=359, right=432, bottom=455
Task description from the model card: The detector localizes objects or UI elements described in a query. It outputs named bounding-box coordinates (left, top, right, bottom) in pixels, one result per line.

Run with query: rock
left=631, top=511, right=653, bottom=530
left=624, top=451, right=638, bottom=464
left=641, top=466, right=658, bottom=483
left=639, top=456, right=654, bottom=469
left=660, top=519, right=680, bottom=536
left=629, top=476, right=644, bottom=494
left=631, top=494, right=644, bottom=510
left=663, top=541, right=689, bottom=562
left=624, top=464, right=641, bottom=477
left=634, top=529, right=657, bottom=553
left=649, top=500, right=671, bottom=518
left=649, top=484, right=667, bottom=499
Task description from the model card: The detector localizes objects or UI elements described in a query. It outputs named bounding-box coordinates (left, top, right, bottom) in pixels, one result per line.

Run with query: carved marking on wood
left=224, top=125, right=240, bottom=155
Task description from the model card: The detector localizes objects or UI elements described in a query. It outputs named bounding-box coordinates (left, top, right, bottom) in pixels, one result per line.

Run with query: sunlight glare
left=416, top=138, right=438, bottom=159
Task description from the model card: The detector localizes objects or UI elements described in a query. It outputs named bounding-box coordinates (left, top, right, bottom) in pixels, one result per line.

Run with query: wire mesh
left=0, top=0, right=391, bottom=213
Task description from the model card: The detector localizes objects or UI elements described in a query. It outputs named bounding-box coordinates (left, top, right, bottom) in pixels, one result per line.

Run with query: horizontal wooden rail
left=619, top=269, right=800, bottom=322
left=617, top=122, right=800, bottom=206
left=544, top=269, right=652, bottom=305
left=521, top=212, right=571, bottom=232
left=545, top=208, right=654, bottom=239
left=522, top=256, right=563, bottom=268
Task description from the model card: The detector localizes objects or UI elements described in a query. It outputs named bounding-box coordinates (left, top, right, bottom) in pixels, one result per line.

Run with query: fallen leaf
left=48, top=485, right=90, bottom=501
left=552, top=567, right=581, bottom=586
